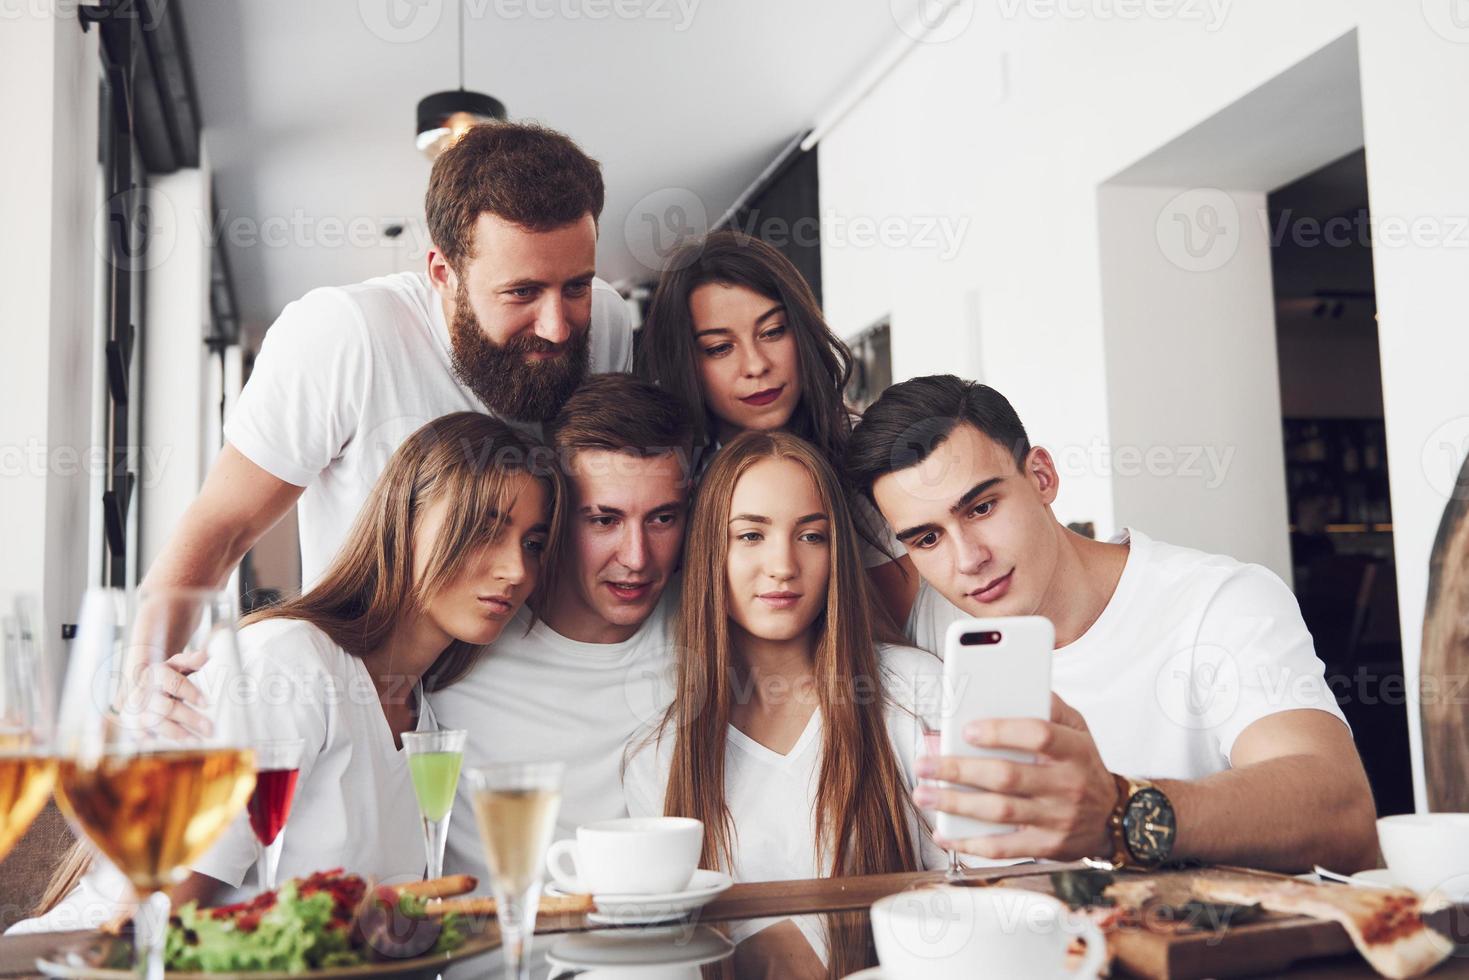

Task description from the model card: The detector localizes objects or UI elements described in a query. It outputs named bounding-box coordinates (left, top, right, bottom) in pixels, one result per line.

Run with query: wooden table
left=4, top=867, right=1466, bottom=978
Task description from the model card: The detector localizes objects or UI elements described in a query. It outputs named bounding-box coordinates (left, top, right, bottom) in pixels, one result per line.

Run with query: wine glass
left=0, top=594, right=57, bottom=863
left=247, top=738, right=304, bottom=893
left=403, top=728, right=466, bottom=887
left=914, top=673, right=967, bottom=882
left=467, top=761, right=564, bottom=980
left=54, top=587, right=257, bottom=980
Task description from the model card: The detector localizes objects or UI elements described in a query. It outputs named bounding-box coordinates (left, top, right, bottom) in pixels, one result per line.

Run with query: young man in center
left=430, top=374, right=692, bottom=889
left=846, top=375, right=1378, bottom=873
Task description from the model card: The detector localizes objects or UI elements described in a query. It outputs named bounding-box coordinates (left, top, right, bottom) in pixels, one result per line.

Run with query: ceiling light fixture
left=415, top=0, right=506, bottom=160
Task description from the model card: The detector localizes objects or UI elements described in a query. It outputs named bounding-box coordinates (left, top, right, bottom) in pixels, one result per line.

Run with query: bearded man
left=145, top=122, right=632, bottom=591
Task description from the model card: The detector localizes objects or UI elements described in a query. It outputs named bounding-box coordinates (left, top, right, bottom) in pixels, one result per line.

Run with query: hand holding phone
left=936, top=616, right=1053, bottom=841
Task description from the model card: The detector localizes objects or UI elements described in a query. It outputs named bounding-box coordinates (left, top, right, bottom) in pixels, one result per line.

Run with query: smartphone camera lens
left=960, top=631, right=1003, bottom=646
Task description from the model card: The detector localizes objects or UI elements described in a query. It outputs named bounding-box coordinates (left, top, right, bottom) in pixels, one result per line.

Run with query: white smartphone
left=935, top=615, right=1054, bottom=841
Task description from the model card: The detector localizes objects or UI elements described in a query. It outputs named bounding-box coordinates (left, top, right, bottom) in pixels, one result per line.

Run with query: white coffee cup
left=1377, top=813, right=1469, bottom=900
left=546, top=816, right=703, bottom=895
left=871, top=886, right=1106, bottom=980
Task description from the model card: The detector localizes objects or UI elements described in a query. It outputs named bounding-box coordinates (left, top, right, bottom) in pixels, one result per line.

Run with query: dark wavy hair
left=635, top=231, right=855, bottom=458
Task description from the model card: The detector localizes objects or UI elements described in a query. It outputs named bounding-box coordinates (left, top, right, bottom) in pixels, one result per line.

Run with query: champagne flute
left=0, top=594, right=57, bottom=863
left=914, top=673, right=967, bottom=882
left=247, top=738, right=304, bottom=893
left=403, top=728, right=466, bottom=885
left=467, top=761, right=563, bottom=980
left=54, top=588, right=257, bottom=980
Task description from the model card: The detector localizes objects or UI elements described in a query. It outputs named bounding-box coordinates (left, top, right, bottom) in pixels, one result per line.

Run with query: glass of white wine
left=467, top=761, right=564, bottom=980
left=54, top=588, right=257, bottom=980
left=0, top=594, right=57, bottom=864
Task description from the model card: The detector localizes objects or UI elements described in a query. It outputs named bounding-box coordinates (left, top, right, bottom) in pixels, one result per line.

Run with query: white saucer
left=545, top=924, right=735, bottom=971
left=548, top=869, right=733, bottom=925
left=841, top=969, right=885, bottom=979
left=1352, top=869, right=1402, bottom=888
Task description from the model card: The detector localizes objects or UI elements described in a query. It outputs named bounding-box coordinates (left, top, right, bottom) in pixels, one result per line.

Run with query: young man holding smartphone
left=846, top=375, right=1378, bottom=873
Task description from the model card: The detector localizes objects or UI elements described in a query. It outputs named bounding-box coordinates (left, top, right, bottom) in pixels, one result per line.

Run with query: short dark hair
left=545, top=373, right=695, bottom=462
left=846, top=375, right=1032, bottom=496
left=426, top=122, right=605, bottom=272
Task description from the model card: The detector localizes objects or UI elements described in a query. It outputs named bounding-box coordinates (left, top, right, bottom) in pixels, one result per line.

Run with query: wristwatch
left=1105, top=773, right=1177, bottom=869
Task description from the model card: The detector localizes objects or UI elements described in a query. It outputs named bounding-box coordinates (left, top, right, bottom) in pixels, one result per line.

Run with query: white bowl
left=1377, top=813, right=1469, bottom=900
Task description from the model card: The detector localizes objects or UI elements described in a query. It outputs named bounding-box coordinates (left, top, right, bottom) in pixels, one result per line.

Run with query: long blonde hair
left=37, top=412, right=564, bottom=916
left=656, top=431, right=921, bottom=879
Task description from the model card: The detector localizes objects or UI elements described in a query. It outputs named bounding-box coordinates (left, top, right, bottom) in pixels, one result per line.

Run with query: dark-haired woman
left=636, top=231, right=919, bottom=625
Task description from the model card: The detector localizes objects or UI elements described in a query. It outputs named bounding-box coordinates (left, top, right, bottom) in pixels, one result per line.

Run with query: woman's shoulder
left=237, top=616, right=351, bottom=676
left=874, top=643, right=943, bottom=706
left=876, top=642, right=943, bottom=677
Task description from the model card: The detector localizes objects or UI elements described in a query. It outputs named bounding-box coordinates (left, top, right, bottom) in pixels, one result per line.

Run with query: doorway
left=1269, top=150, right=1413, bottom=815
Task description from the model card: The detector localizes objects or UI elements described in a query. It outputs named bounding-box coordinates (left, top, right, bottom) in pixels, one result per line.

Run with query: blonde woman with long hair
left=623, top=430, right=942, bottom=974
left=17, top=412, right=562, bottom=932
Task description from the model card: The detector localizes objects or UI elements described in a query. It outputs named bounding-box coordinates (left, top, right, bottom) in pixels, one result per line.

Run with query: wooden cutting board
left=996, top=867, right=1365, bottom=979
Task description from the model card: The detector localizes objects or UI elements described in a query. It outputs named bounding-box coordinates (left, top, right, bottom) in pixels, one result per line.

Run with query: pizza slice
left=1190, top=875, right=1451, bottom=979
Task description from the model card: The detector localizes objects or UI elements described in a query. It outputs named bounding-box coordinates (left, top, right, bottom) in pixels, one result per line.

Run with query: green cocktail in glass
left=402, top=729, right=467, bottom=883
left=409, top=749, right=463, bottom=822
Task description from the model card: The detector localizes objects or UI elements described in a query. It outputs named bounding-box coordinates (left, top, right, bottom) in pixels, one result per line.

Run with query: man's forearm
left=140, top=508, right=254, bottom=592
left=1160, top=755, right=1379, bottom=872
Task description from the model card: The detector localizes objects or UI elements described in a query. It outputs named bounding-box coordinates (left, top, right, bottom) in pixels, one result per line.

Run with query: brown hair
left=544, top=372, right=695, bottom=463
left=651, top=431, right=923, bottom=882
left=248, top=411, right=564, bottom=691
left=1423, top=451, right=1469, bottom=811
left=426, top=121, right=605, bottom=272
left=635, top=231, right=855, bottom=456
left=35, top=413, right=564, bottom=917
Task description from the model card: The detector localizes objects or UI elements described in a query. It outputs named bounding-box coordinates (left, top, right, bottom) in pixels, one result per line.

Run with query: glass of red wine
left=248, top=738, right=304, bottom=893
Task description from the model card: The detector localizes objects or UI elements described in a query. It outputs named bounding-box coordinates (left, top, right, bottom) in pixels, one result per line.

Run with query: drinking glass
left=914, top=673, right=967, bottom=882
left=0, top=594, right=57, bottom=863
left=54, top=588, right=257, bottom=980
left=467, top=761, right=564, bottom=980
left=403, top=728, right=466, bottom=885
left=247, top=738, right=304, bottom=893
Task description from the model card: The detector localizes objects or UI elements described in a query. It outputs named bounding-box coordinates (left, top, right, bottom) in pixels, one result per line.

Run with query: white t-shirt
left=622, top=643, right=947, bottom=884
left=905, top=527, right=1349, bottom=779
left=429, top=589, right=678, bottom=895
left=224, top=271, right=634, bottom=585
left=9, top=619, right=435, bottom=934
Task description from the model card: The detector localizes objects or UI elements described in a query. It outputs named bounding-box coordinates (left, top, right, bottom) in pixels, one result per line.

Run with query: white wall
left=139, top=164, right=216, bottom=576
left=0, top=2, right=100, bottom=673
left=818, top=0, right=1469, bottom=807
left=1354, top=2, right=1469, bottom=813
left=1097, top=185, right=1292, bottom=579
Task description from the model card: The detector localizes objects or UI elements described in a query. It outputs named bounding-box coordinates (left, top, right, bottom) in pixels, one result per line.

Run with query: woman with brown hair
left=1423, top=451, right=1469, bottom=812
left=623, top=430, right=941, bottom=973
left=635, top=231, right=919, bottom=625
left=17, top=412, right=562, bottom=931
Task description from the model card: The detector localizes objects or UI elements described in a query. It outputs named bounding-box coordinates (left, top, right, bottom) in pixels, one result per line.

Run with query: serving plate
left=35, top=927, right=500, bottom=980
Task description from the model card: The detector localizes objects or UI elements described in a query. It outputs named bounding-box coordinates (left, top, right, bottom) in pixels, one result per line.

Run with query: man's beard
left=448, top=284, right=591, bottom=422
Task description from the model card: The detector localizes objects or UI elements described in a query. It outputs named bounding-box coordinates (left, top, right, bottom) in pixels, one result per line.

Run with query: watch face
left=1123, top=787, right=1176, bottom=863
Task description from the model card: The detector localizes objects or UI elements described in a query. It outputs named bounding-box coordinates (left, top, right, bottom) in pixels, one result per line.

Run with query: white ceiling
left=183, top=0, right=923, bottom=328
